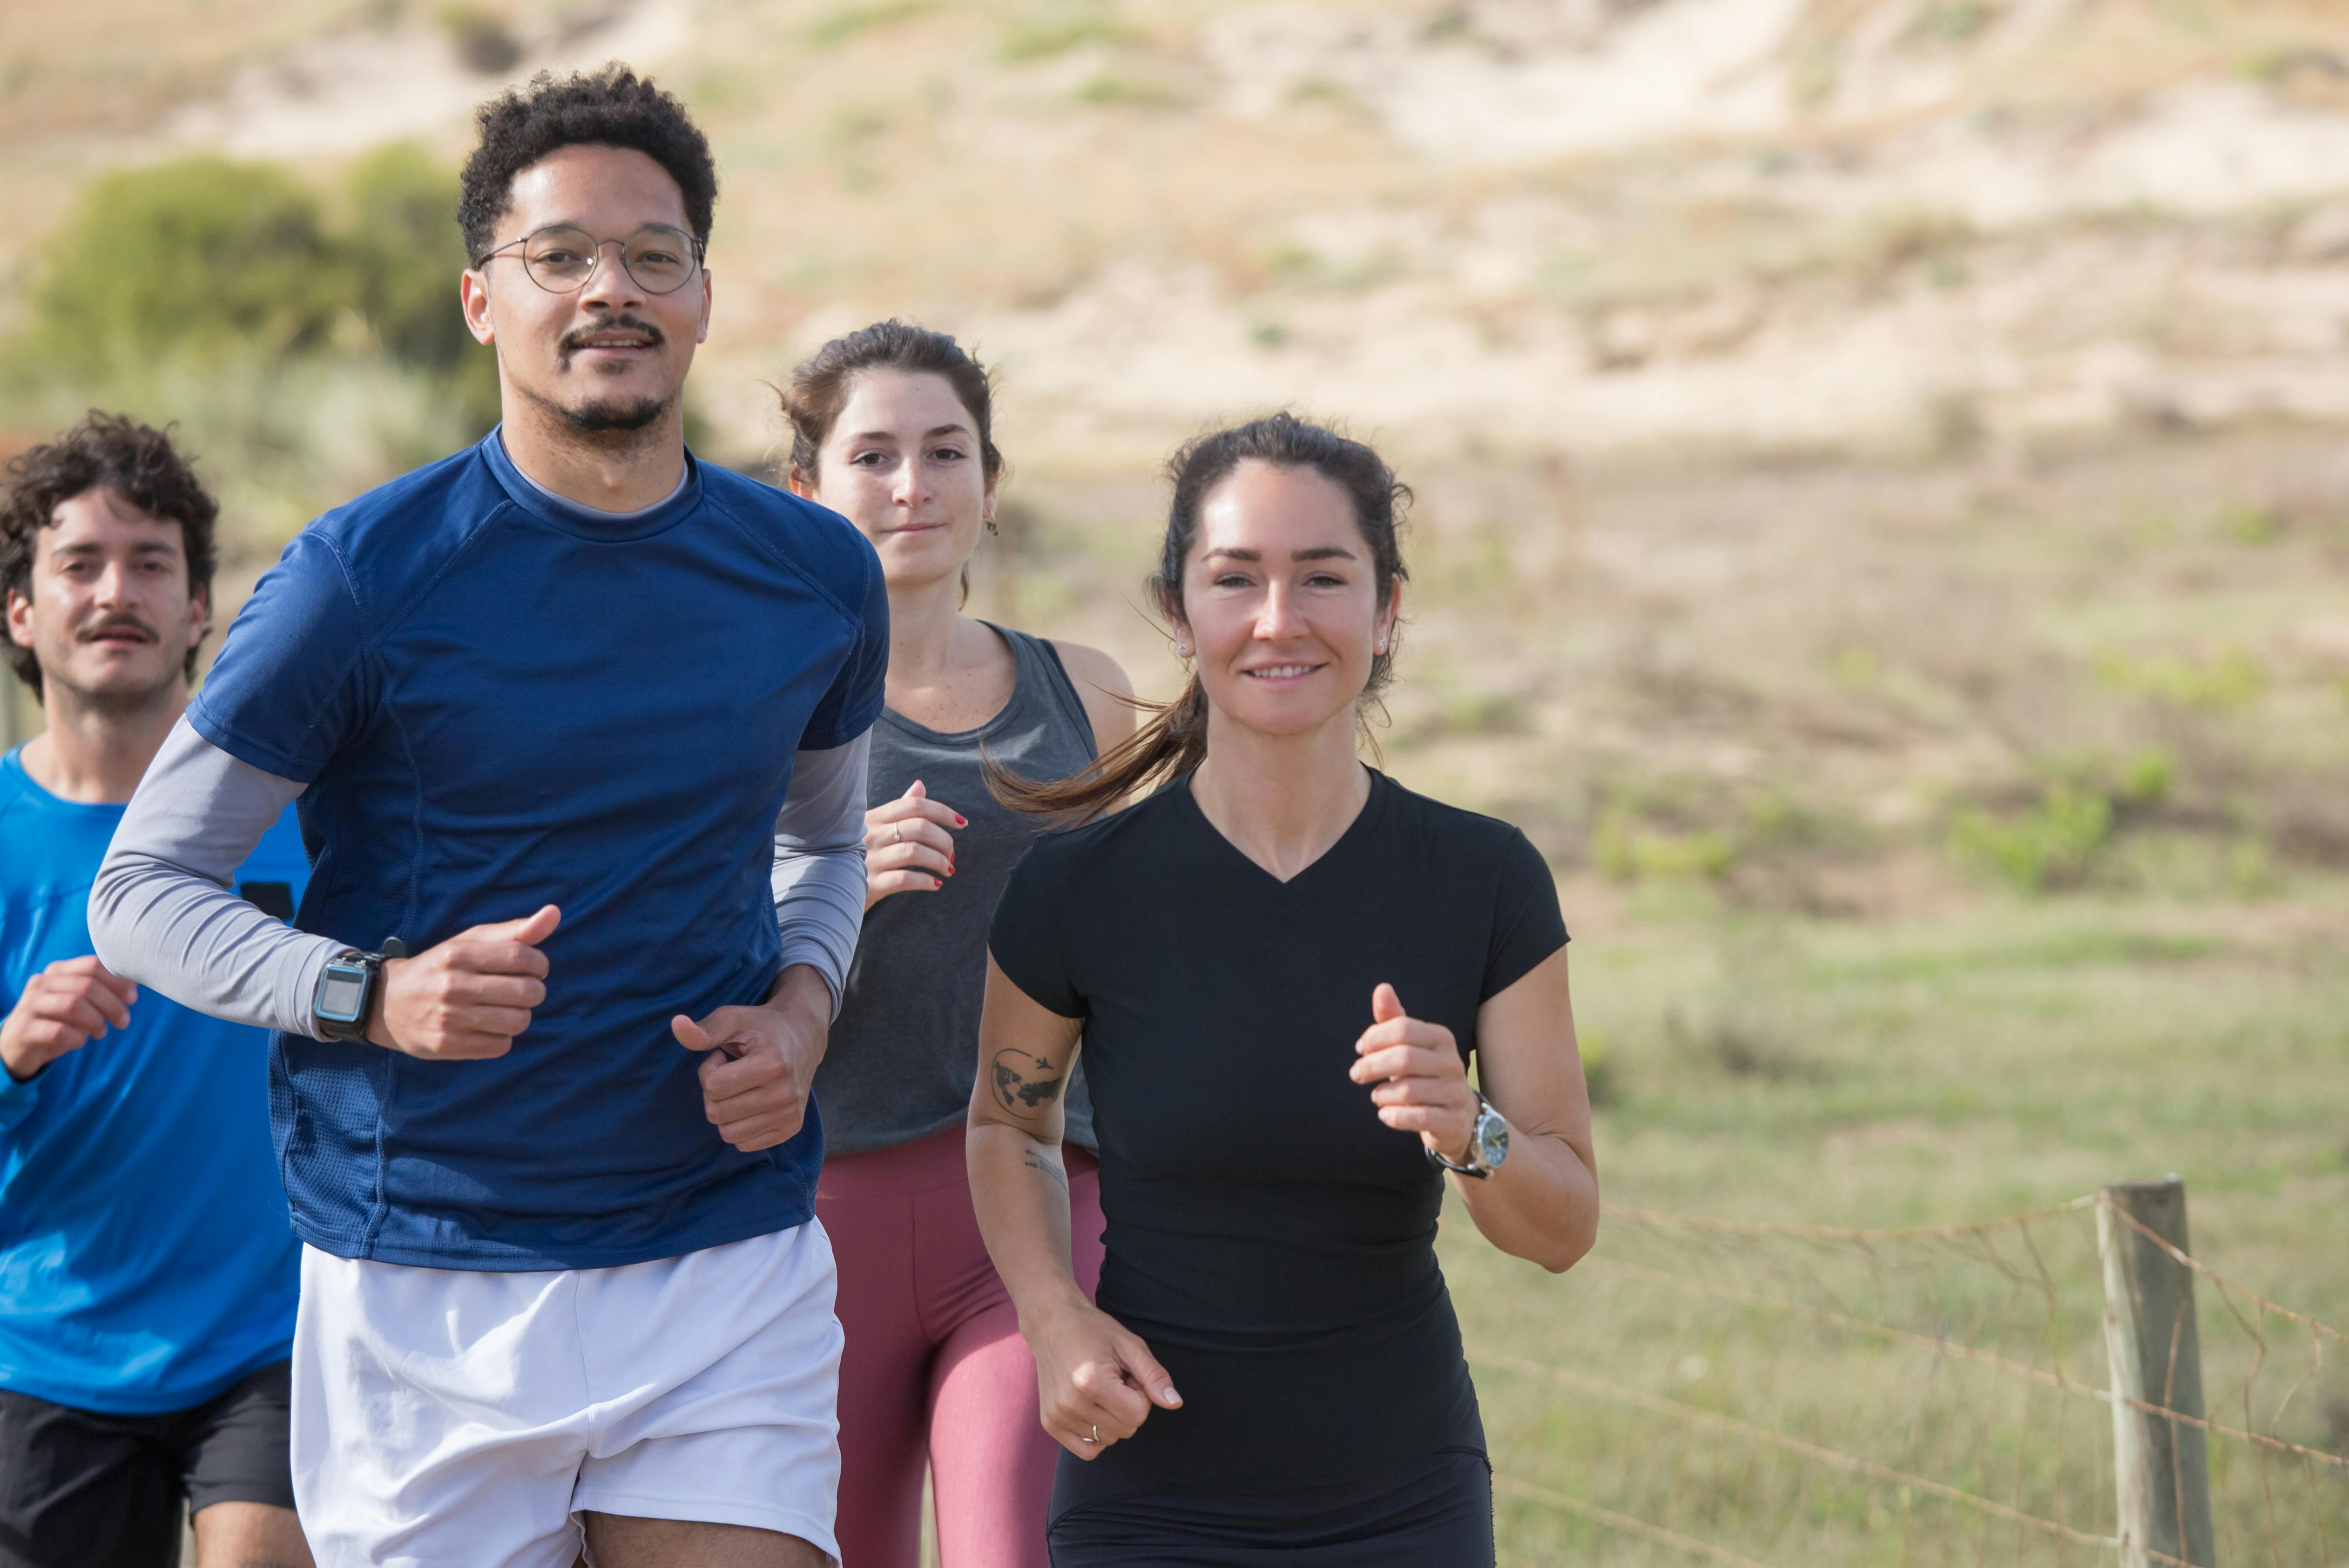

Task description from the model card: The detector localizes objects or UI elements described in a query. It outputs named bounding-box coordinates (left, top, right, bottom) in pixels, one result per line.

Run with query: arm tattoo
left=1023, top=1149, right=1070, bottom=1191
left=992, top=1048, right=1067, bottom=1113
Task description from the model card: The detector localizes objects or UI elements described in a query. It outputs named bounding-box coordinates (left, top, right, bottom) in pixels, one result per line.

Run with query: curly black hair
left=1, top=412, right=219, bottom=699
left=458, top=66, right=718, bottom=264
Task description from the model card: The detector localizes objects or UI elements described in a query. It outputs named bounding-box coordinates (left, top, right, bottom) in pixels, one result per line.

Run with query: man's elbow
left=84, top=854, right=143, bottom=983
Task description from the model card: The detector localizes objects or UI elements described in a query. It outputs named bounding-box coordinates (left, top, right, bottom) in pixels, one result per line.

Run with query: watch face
left=318, top=969, right=367, bottom=1021
left=1475, top=1110, right=1510, bottom=1169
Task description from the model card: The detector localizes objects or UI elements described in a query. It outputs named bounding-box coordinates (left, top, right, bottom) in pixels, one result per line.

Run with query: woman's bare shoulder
left=1048, top=640, right=1138, bottom=747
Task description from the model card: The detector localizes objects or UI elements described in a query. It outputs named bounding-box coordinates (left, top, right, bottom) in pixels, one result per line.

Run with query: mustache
left=79, top=615, right=157, bottom=644
left=558, top=315, right=667, bottom=357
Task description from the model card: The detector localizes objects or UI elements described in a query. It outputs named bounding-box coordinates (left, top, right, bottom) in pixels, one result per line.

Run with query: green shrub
left=1595, top=808, right=1737, bottom=883
left=1578, top=1029, right=1620, bottom=1109
left=20, top=158, right=354, bottom=377
left=1001, top=3, right=1134, bottom=62
left=1950, top=785, right=2114, bottom=891
left=2094, top=648, right=2267, bottom=712
left=343, top=143, right=478, bottom=374
left=5, top=149, right=499, bottom=441
left=807, top=0, right=936, bottom=47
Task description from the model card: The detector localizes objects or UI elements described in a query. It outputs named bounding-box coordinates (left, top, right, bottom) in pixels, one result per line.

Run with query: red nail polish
left=955, top=815, right=967, bottom=827
left=932, top=877, right=943, bottom=888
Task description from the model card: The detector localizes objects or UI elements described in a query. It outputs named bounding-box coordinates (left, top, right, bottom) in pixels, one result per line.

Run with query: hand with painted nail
left=862, top=778, right=965, bottom=910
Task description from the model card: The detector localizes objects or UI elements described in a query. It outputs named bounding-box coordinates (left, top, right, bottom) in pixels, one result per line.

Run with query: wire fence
left=1458, top=1189, right=2349, bottom=1568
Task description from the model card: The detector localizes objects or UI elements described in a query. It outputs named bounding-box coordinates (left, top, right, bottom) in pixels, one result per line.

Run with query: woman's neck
left=882, top=572, right=1016, bottom=732
left=1188, top=708, right=1370, bottom=883
left=884, top=573, right=966, bottom=695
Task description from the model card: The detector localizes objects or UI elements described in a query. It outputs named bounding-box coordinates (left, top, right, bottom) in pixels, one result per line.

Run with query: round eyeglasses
left=473, top=223, right=707, bottom=296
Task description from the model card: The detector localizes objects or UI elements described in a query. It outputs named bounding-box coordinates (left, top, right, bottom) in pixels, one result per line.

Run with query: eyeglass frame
left=470, top=223, right=710, bottom=296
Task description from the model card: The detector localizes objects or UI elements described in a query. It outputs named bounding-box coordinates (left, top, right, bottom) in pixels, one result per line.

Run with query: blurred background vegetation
left=1, top=143, right=496, bottom=546
left=1, top=1, right=2344, bottom=1555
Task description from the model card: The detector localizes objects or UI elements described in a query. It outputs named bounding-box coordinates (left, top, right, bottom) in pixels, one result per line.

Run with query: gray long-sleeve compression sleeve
left=89, top=717, right=339, bottom=1037
left=89, top=720, right=873, bottom=1036
left=771, top=732, right=871, bottom=1020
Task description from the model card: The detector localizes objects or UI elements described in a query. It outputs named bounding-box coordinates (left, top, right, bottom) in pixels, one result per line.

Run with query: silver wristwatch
left=1426, top=1091, right=1509, bottom=1179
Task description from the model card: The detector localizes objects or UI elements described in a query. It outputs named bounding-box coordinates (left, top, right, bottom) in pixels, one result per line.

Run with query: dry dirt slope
left=8, top=0, right=2349, bottom=467
left=4, top=0, right=2349, bottom=911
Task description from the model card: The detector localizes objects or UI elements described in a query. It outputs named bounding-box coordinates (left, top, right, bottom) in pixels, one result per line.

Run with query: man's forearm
left=763, top=962, right=834, bottom=1050
left=89, top=718, right=338, bottom=1037
left=771, top=735, right=871, bottom=1019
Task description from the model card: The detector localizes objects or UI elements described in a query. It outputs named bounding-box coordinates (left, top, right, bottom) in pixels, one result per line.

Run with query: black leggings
left=1046, top=1447, right=1493, bottom=1568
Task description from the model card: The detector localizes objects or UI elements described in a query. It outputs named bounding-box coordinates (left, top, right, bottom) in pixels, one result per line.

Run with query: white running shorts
left=290, top=1222, right=843, bottom=1568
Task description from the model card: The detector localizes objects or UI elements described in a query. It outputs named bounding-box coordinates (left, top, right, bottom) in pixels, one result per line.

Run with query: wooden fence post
left=2099, top=1175, right=2217, bottom=1568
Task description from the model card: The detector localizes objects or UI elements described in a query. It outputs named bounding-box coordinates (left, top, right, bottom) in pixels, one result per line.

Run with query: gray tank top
left=818, top=624, right=1100, bottom=1155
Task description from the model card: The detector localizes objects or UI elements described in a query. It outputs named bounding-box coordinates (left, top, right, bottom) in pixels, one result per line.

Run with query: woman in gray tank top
left=782, top=321, right=1135, bottom=1568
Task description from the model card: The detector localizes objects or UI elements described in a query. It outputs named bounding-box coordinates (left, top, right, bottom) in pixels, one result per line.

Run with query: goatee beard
left=519, top=382, right=676, bottom=451
left=563, top=395, right=668, bottom=433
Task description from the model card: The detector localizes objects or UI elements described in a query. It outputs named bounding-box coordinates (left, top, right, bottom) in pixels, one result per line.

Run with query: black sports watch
left=1426, top=1091, right=1509, bottom=1179
left=312, top=938, right=405, bottom=1043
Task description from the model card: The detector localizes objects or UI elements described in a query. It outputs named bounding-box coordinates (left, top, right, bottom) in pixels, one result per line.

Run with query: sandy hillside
left=7, top=0, right=2349, bottom=467
left=5, top=0, right=2348, bottom=905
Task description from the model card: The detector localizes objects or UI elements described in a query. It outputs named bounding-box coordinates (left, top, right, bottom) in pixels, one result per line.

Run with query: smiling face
left=801, top=369, right=995, bottom=593
left=5, top=489, right=207, bottom=713
left=461, top=143, right=712, bottom=437
left=1173, top=459, right=1400, bottom=742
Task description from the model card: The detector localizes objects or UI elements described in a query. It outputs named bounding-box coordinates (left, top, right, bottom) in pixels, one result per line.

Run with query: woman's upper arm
left=971, top=953, right=1086, bottom=1139
left=1050, top=640, right=1137, bottom=754
left=1473, top=946, right=1594, bottom=1171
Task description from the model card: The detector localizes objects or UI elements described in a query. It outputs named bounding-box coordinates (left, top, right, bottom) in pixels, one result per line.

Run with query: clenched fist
left=367, top=905, right=558, bottom=1060
left=2, top=956, right=137, bottom=1083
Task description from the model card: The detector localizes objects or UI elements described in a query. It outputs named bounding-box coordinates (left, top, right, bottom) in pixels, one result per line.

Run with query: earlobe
left=460, top=272, right=497, bottom=347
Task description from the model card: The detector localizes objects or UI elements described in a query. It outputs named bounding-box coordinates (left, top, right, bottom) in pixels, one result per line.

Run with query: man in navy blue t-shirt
left=2, top=415, right=312, bottom=1568
left=93, top=71, right=885, bottom=1568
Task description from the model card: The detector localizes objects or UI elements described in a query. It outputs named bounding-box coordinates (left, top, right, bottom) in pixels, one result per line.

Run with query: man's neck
left=19, top=682, right=186, bottom=804
left=500, top=394, right=688, bottom=513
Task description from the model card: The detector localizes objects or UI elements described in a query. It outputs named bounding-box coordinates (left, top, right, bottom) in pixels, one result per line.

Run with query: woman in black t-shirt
left=967, top=414, right=1600, bottom=1565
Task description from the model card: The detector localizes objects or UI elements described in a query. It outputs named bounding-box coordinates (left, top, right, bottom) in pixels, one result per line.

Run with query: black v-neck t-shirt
left=988, top=768, right=1568, bottom=1504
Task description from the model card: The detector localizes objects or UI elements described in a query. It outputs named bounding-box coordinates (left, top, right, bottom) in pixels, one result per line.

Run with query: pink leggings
left=816, top=1124, right=1105, bottom=1568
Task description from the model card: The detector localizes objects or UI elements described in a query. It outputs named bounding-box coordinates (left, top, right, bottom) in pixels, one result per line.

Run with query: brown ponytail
left=989, top=412, right=1409, bottom=823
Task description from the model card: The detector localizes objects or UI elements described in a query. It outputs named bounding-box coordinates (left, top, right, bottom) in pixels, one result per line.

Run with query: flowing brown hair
left=990, top=412, right=1410, bottom=823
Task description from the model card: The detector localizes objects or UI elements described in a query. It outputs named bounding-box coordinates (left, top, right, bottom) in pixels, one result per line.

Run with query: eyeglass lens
left=521, top=226, right=700, bottom=295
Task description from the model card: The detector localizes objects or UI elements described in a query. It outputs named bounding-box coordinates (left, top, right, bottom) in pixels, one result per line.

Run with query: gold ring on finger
left=1081, top=1424, right=1099, bottom=1444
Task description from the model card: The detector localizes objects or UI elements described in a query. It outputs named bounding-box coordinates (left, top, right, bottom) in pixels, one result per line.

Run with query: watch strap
left=1426, top=1090, right=1499, bottom=1178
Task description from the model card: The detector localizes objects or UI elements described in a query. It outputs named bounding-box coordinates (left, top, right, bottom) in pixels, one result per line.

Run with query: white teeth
left=1251, top=665, right=1312, bottom=679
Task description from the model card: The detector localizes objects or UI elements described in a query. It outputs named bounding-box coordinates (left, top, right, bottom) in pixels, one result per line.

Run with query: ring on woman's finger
left=893, top=824, right=904, bottom=844
left=1080, top=1424, right=1099, bottom=1444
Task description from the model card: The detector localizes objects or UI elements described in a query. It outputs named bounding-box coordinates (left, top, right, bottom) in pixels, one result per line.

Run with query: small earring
left=1175, top=643, right=1191, bottom=658
left=1376, top=638, right=1388, bottom=653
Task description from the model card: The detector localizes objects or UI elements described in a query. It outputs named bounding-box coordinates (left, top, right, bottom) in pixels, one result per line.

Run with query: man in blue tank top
left=1, top=415, right=312, bottom=1568
left=91, top=70, right=885, bottom=1568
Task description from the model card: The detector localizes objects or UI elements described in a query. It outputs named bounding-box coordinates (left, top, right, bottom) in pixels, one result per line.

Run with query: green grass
left=1441, top=886, right=2349, bottom=1563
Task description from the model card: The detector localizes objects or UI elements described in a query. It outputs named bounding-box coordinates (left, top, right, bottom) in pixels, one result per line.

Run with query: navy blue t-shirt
left=188, top=432, right=888, bottom=1271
